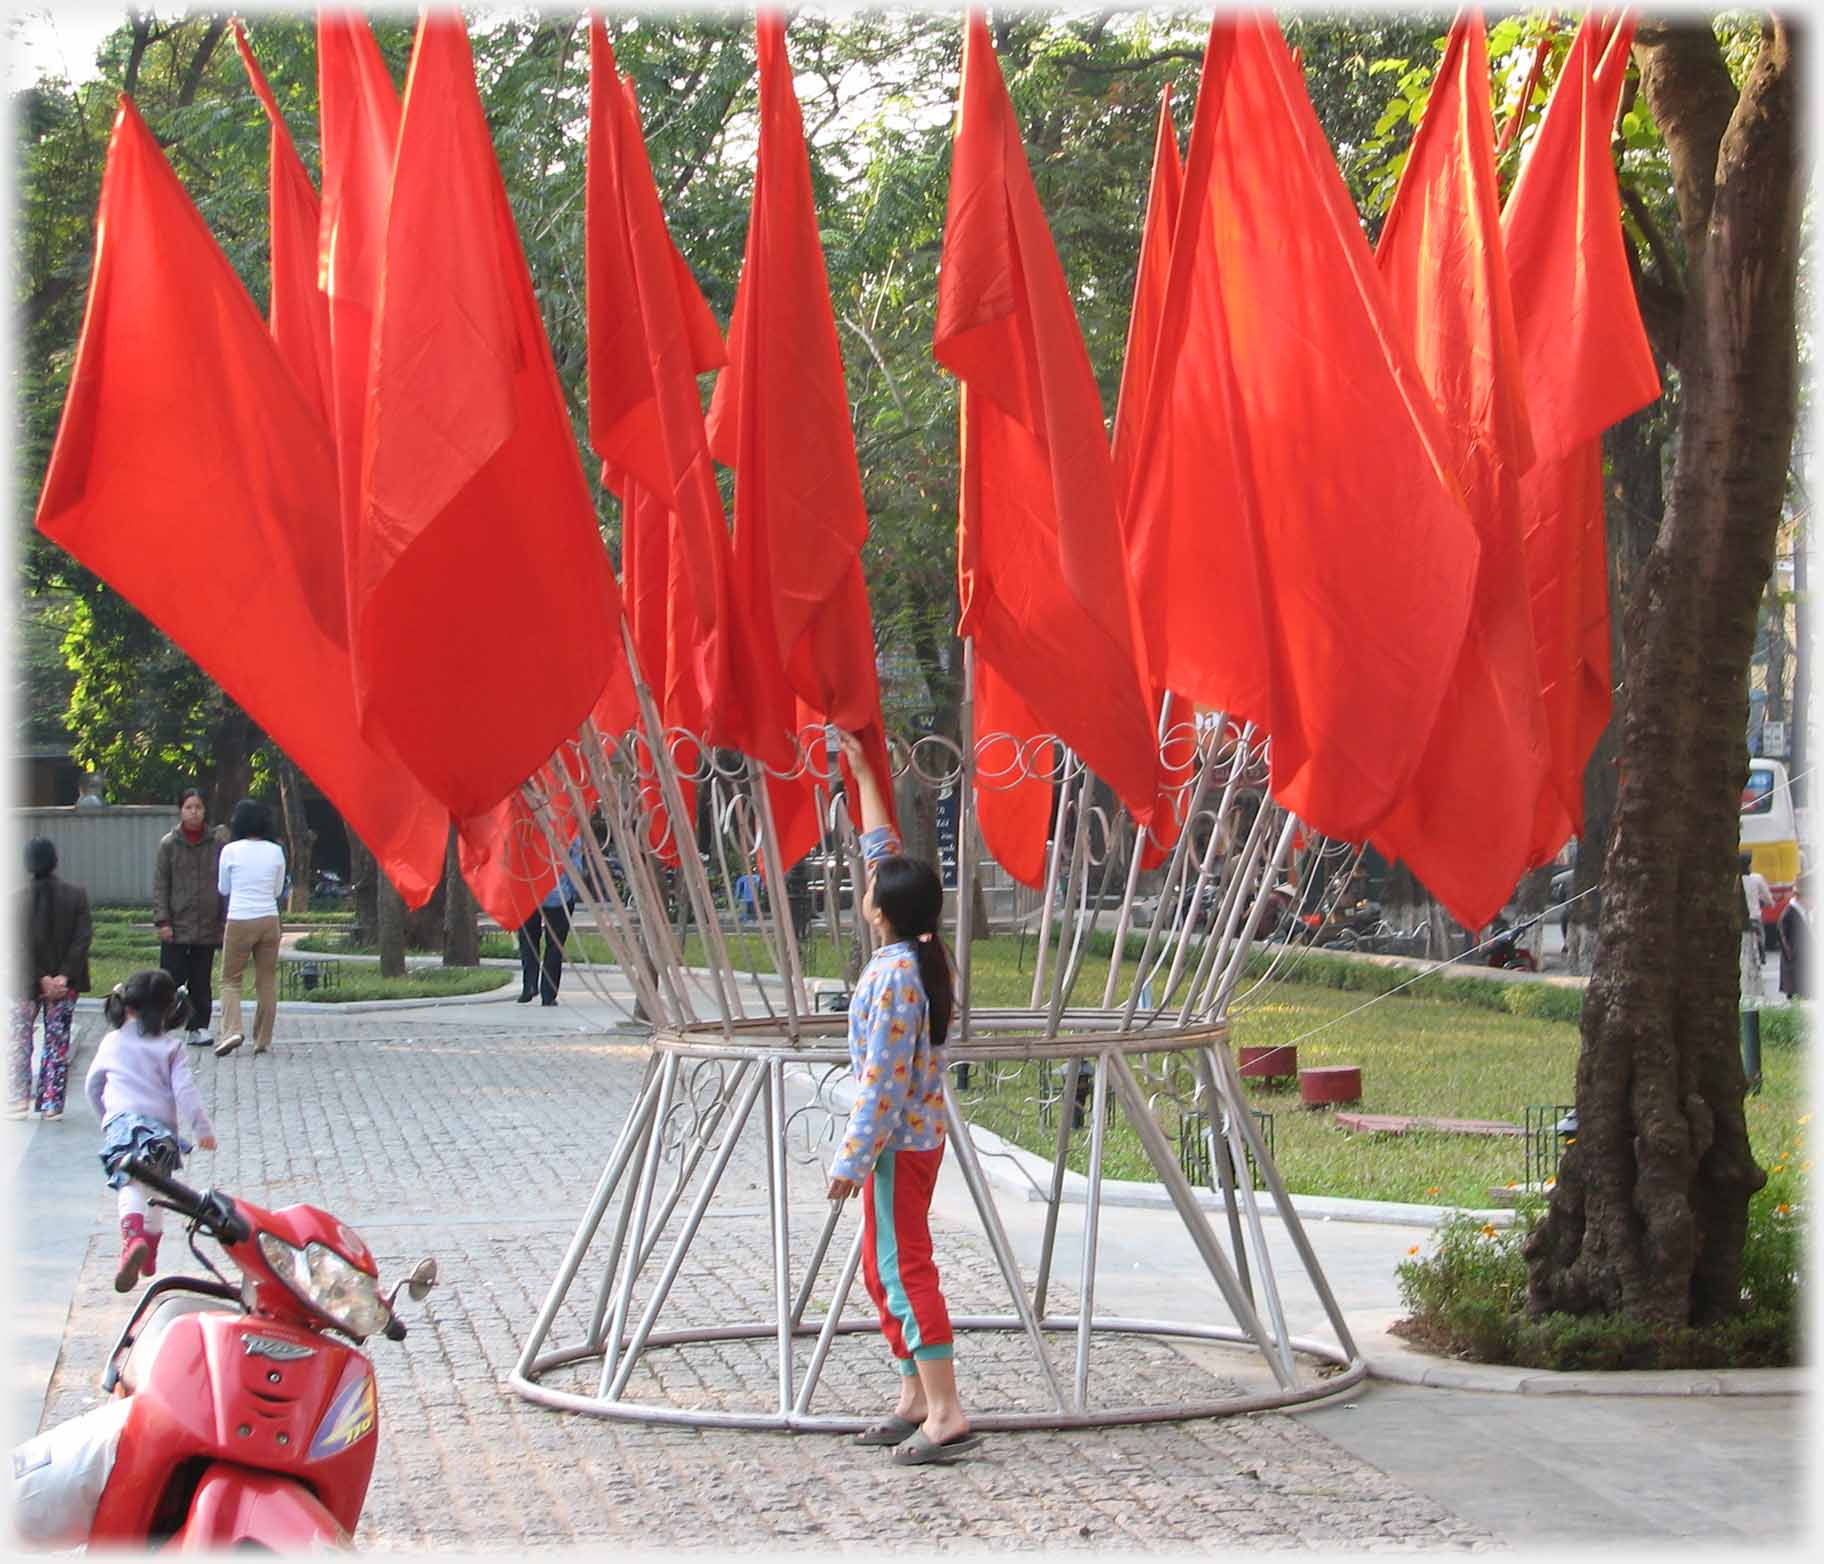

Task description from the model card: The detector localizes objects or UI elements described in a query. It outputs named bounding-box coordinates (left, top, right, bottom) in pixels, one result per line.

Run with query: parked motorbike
left=1484, top=913, right=1542, bottom=972
left=11, top=1156, right=436, bottom=1551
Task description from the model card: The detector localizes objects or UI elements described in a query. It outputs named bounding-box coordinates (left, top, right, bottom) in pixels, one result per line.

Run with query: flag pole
left=956, top=637, right=978, bottom=1042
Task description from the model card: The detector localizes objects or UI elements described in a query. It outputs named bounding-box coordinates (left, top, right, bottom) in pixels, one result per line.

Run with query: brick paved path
left=40, top=1013, right=1498, bottom=1551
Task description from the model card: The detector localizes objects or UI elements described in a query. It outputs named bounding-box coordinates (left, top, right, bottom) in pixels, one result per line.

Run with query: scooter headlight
left=256, top=1231, right=392, bottom=1339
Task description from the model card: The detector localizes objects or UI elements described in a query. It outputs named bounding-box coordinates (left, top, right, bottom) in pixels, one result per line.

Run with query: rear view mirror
left=405, top=1258, right=438, bottom=1302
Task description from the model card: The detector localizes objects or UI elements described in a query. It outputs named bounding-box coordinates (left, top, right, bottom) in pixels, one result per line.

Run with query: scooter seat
left=116, top=1293, right=239, bottom=1395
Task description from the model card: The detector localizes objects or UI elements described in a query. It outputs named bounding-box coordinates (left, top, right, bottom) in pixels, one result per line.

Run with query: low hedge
left=1393, top=1171, right=1806, bottom=1370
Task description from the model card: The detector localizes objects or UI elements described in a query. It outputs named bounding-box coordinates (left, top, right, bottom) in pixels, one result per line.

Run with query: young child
left=85, top=968, right=217, bottom=1292
left=828, top=730, right=982, bottom=1467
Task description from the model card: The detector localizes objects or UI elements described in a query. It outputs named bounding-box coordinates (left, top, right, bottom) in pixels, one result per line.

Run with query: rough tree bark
left=1565, top=402, right=1669, bottom=974
left=442, top=824, right=480, bottom=967
left=204, top=705, right=255, bottom=828
left=377, top=871, right=407, bottom=980
left=1526, top=16, right=1798, bottom=1325
left=274, top=757, right=316, bottom=916
left=347, top=830, right=378, bottom=949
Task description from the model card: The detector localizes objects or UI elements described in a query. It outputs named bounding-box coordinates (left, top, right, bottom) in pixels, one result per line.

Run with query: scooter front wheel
left=176, top=1464, right=352, bottom=1551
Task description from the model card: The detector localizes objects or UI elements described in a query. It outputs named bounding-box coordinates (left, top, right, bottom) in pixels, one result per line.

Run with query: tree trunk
left=1526, top=17, right=1797, bottom=1326
left=1567, top=402, right=1669, bottom=973
left=205, top=704, right=255, bottom=828
left=402, top=869, right=446, bottom=952
left=274, top=757, right=316, bottom=916
left=442, top=824, right=480, bottom=966
left=348, top=829, right=378, bottom=949
left=377, top=871, right=407, bottom=980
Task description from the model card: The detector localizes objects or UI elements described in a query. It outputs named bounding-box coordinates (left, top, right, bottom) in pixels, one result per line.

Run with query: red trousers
left=860, top=1145, right=954, bottom=1368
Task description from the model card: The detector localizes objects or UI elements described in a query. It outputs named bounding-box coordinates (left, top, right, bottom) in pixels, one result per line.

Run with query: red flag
left=587, top=21, right=747, bottom=862
left=934, top=11, right=1159, bottom=889
left=972, top=664, right=1054, bottom=891
left=457, top=768, right=586, bottom=934
left=316, top=15, right=400, bottom=626
left=587, top=20, right=739, bottom=734
left=1114, top=86, right=1192, bottom=874
left=35, top=98, right=446, bottom=906
left=358, top=13, right=623, bottom=820
left=1369, top=11, right=1551, bottom=930
left=232, top=20, right=333, bottom=431
left=1125, top=14, right=1478, bottom=843
left=705, top=11, right=893, bottom=866
left=1504, top=12, right=1659, bottom=857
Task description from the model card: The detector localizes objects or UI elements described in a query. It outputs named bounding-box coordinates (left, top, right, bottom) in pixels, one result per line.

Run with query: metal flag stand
left=506, top=680, right=1367, bottom=1431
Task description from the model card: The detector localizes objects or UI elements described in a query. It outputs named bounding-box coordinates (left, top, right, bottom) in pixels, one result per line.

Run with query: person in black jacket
left=153, top=789, right=226, bottom=1045
left=11, top=837, right=93, bottom=1121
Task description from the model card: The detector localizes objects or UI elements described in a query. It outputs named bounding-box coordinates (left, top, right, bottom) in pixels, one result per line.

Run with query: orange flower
left=1777, top=1203, right=1792, bottom=1216
left=1480, top=1223, right=1498, bottom=1238
left=1426, top=1186, right=1441, bottom=1197
left=1407, top=1245, right=1420, bottom=1256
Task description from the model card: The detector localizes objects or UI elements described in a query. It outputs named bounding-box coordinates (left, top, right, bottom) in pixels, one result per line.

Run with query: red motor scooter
left=12, top=1155, right=436, bottom=1550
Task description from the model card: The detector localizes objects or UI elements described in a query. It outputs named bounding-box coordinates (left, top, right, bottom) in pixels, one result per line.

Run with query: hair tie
left=917, top=931, right=934, bottom=944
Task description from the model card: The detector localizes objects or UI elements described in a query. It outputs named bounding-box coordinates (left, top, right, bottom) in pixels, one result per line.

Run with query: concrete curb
left=1343, top=1312, right=1809, bottom=1397
left=803, top=1074, right=1804, bottom=1401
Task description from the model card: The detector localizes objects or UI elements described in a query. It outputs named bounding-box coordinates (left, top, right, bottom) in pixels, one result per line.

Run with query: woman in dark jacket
left=154, top=789, right=226, bottom=1045
left=11, top=837, right=93, bottom=1120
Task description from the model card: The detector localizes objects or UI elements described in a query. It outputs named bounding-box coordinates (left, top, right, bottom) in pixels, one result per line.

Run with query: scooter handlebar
left=121, top=1156, right=250, bottom=1245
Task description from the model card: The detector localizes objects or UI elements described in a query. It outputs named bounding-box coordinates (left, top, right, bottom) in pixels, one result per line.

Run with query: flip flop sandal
left=852, top=1415, right=922, bottom=1448
left=891, top=1429, right=985, bottom=1466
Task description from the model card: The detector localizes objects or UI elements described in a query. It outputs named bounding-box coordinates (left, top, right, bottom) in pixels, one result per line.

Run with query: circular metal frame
left=510, top=1008, right=1368, bottom=1432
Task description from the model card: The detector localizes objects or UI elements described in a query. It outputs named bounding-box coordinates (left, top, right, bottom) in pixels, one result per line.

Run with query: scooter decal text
left=243, top=1334, right=317, bottom=1361
left=308, top=1363, right=376, bottom=1460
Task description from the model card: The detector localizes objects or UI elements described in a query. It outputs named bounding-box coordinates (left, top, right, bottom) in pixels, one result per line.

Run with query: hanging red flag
left=316, top=13, right=401, bottom=627
left=1126, top=13, right=1478, bottom=843
left=35, top=97, right=447, bottom=907
left=231, top=20, right=334, bottom=431
left=358, top=12, right=622, bottom=821
left=972, top=664, right=1055, bottom=893
left=704, top=10, right=894, bottom=868
left=457, top=767, right=589, bottom=935
left=587, top=20, right=758, bottom=862
left=1114, top=85, right=1193, bottom=874
left=1369, top=10, right=1552, bottom=931
left=1504, top=12, right=1659, bottom=859
left=934, top=11, right=1160, bottom=892
left=587, top=20, right=742, bottom=733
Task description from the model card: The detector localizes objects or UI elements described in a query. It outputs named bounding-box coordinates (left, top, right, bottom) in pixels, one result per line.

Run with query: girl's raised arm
left=836, top=729, right=890, bottom=838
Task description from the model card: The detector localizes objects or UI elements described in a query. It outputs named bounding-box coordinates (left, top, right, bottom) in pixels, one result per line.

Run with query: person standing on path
left=516, top=843, right=579, bottom=1006
left=10, top=837, right=92, bottom=1120
left=1739, top=851, right=1775, bottom=1092
left=153, top=788, right=226, bottom=1048
left=827, top=729, right=981, bottom=1467
left=1778, top=875, right=1809, bottom=1001
left=215, top=798, right=286, bottom=1057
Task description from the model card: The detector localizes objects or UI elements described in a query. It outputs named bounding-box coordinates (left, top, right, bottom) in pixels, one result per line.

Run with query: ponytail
left=112, top=968, right=179, bottom=1037
left=870, top=853, right=954, bottom=1046
left=914, top=934, right=956, bottom=1049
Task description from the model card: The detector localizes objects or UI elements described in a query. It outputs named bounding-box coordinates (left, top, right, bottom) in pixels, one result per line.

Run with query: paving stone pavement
left=36, top=1013, right=1503, bottom=1552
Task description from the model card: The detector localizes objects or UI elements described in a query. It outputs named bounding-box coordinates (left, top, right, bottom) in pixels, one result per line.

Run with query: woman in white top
left=214, top=798, right=287, bottom=1057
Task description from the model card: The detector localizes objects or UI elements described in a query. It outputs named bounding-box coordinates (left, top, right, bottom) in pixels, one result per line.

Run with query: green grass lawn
left=81, top=906, right=501, bottom=1002
left=235, top=916, right=1821, bottom=1207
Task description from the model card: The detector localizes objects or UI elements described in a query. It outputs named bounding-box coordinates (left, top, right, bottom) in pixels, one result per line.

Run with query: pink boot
left=115, top=1215, right=152, bottom=1293
left=143, top=1231, right=161, bottom=1278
